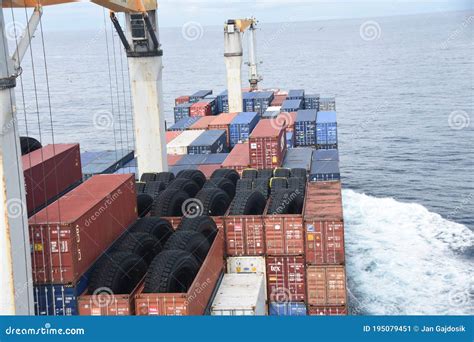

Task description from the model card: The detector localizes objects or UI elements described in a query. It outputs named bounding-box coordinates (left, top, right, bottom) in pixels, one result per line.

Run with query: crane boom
left=3, top=0, right=157, bottom=12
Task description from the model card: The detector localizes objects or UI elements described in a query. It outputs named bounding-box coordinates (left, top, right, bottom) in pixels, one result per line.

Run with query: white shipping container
left=166, top=129, right=204, bottom=155
left=226, top=256, right=266, bottom=275
left=211, top=274, right=266, bottom=316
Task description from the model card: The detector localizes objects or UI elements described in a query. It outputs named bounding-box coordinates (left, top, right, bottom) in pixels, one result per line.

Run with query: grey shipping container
left=304, top=94, right=320, bottom=110
left=313, top=149, right=339, bottom=161
left=319, top=97, right=336, bottom=111
left=173, top=103, right=192, bottom=122
left=282, top=147, right=313, bottom=170
left=281, top=99, right=303, bottom=112
left=190, top=90, right=212, bottom=103
left=309, top=160, right=340, bottom=182
left=169, top=117, right=200, bottom=131
left=287, top=89, right=305, bottom=100
left=187, top=129, right=227, bottom=154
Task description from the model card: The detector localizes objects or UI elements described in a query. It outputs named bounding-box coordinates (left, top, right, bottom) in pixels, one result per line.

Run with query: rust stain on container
left=306, top=265, right=346, bottom=306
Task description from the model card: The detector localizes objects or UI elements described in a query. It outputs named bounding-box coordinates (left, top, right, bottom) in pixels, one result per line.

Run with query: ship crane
left=224, top=18, right=262, bottom=113
left=0, top=0, right=164, bottom=315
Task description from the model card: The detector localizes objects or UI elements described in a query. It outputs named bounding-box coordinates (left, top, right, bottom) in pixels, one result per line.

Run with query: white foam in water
left=342, top=189, right=474, bottom=315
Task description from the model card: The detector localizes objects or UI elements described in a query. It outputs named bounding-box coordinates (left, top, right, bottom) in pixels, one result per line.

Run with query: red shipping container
left=277, top=112, right=297, bottom=131
left=166, top=131, right=182, bottom=144
left=249, top=120, right=286, bottom=169
left=224, top=215, right=265, bottom=256
left=175, top=95, right=190, bottom=105
left=306, top=265, right=346, bottom=306
left=266, top=256, right=305, bottom=302
left=23, top=144, right=82, bottom=215
left=167, top=154, right=182, bottom=166
left=188, top=116, right=216, bottom=130
left=197, top=164, right=221, bottom=179
left=208, top=112, right=238, bottom=147
left=190, top=102, right=212, bottom=117
left=308, top=306, right=347, bottom=316
left=221, top=143, right=250, bottom=174
left=29, top=174, right=137, bottom=284
left=135, top=230, right=225, bottom=315
left=264, top=215, right=304, bottom=255
left=271, top=94, right=287, bottom=106
left=304, top=181, right=345, bottom=265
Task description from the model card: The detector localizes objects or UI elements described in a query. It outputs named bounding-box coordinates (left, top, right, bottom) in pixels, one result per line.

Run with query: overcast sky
left=4, top=0, right=473, bottom=31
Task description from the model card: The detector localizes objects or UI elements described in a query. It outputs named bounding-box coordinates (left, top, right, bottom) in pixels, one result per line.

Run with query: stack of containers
left=249, top=119, right=287, bottom=169
left=282, top=147, right=313, bottom=170
left=187, top=129, right=227, bottom=154
left=216, top=90, right=228, bottom=113
left=229, top=112, right=259, bottom=147
left=175, top=95, right=190, bottom=105
left=167, top=129, right=204, bottom=155
left=254, top=91, right=274, bottom=115
left=221, top=143, right=251, bottom=174
left=203, top=95, right=218, bottom=114
left=189, top=90, right=212, bottom=103
left=309, top=149, right=340, bottom=182
left=287, top=89, right=305, bottom=100
left=31, top=174, right=137, bottom=315
left=242, top=92, right=256, bottom=112
left=208, top=112, right=238, bottom=148
left=188, top=116, right=216, bottom=130
left=190, top=101, right=213, bottom=117
left=173, top=103, right=192, bottom=122
left=281, top=99, right=303, bottom=113
left=271, top=92, right=288, bottom=106
left=319, top=97, right=336, bottom=111
left=168, top=117, right=200, bottom=131
left=304, top=94, right=320, bottom=110
left=294, top=109, right=317, bottom=146
left=303, top=181, right=347, bottom=315
left=316, top=111, right=338, bottom=149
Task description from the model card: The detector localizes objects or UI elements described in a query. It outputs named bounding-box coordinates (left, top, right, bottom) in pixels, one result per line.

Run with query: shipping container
left=189, top=90, right=212, bottom=103
left=203, top=153, right=229, bottom=165
left=167, top=130, right=204, bottom=155
left=294, top=109, right=317, bottom=146
left=281, top=99, right=303, bottom=113
left=271, top=94, right=287, bottom=107
left=226, top=256, right=266, bottom=276
left=168, top=154, right=183, bottom=167
left=264, top=214, right=304, bottom=256
left=286, top=131, right=294, bottom=149
left=304, top=181, right=344, bottom=265
left=254, top=91, right=274, bottom=115
left=304, top=94, right=320, bottom=110
left=269, top=302, right=307, bottom=316
left=319, top=97, right=336, bottom=111
left=242, top=92, right=256, bottom=112
left=165, top=131, right=182, bottom=144
left=210, top=274, right=266, bottom=316
left=312, top=149, right=339, bottom=161
left=282, top=147, right=313, bottom=170
left=23, top=144, right=82, bottom=216
left=309, top=160, right=340, bottom=182
left=249, top=120, right=286, bottom=169
left=187, top=129, right=227, bottom=155
left=316, top=111, right=338, bottom=149
left=262, top=106, right=281, bottom=119
left=173, top=103, right=192, bottom=122
left=169, top=117, right=200, bottom=131
left=197, top=164, right=221, bottom=178
left=229, top=112, right=259, bottom=147
left=29, top=174, right=137, bottom=284
left=224, top=214, right=266, bottom=256
left=266, top=256, right=305, bottom=302
left=203, top=95, right=218, bottom=114
left=82, top=149, right=134, bottom=180
left=216, top=90, right=228, bottom=113
left=175, top=95, right=190, bottom=106
left=308, top=305, right=347, bottom=316
left=208, top=112, right=238, bottom=147
left=221, top=143, right=251, bottom=173
left=287, top=89, right=305, bottom=100
left=135, top=230, right=225, bottom=315
left=190, top=101, right=213, bottom=117
left=188, top=115, right=216, bottom=130
left=306, top=265, right=346, bottom=306
left=169, top=165, right=197, bottom=175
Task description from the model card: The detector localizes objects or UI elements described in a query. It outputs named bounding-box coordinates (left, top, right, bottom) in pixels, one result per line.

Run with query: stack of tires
left=135, top=172, right=175, bottom=217
left=266, top=167, right=307, bottom=215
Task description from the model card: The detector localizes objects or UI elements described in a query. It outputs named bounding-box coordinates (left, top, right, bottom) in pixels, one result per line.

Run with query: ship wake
left=342, top=189, right=473, bottom=315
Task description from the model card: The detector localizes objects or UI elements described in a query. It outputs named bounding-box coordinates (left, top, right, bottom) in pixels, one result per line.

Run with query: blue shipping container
left=216, top=90, right=228, bottom=113
left=242, top=92, right=256, bottom=112
left=294, top=109, right=317, bottom=146
left=254, top=91, right=274, bottom=115
left=286, top=131, right=294, bottom=149
left=229, top=112, right=259, bottom=147
left=173, top=103, right=192, bottom=122
left=204, top=153, right=229, bottom=164
left=309, top=160, right=340, bottom=182
left=287, top=89, right=305, bottom=100
left=304, top=94, right=320, bottom=110
left=269, top=302, right=307, bottom=316
left=313, top=149, right=339, bottom=161
left=281, top=99, right=303, bottom=112
left=282, top=147, right=313, bottom=170
left=170, top=165, right=197, bottom=174
left=189, top=90, right=212, bottom=103
left=187, top=129, right=227, bottom=154
left=169, top=117, right=200, bottom=131
left=316, top=111, right=338, bottom=149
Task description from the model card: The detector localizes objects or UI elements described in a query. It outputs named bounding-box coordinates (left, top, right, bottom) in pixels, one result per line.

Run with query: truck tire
left=252, top=178, right=270, bottom=198
left=130, top=217, right=174, bottom=244
left=135, top=181, right=146, bottom=194
left=140, top=173, right=157, bottom=182
left=267, top=190, right=304, bottom=215
left=114, top=232, right=162, bottom=265
left=20, top=136, right=42, bottom=155
left=137, top=193, right=153, bottom=217
left=236, top=179, right=253, bottom=191
left=242, top=169, right=258, bottom=179
left=287, top=177, right=306, bottom=196
left=88, top=251, right=148, bottom=295
left=177, top=216, right=218, bottom=243
left=270, top=177, right=288, bottom=193
left=274, top=167, right=291, bottom=178
left=210, top=168, right=240, bottom=185
left=257, top=169, right=273, bottom=179
left=195, top=188, right=231, bottom=216
left=176, top=169, right=206, bottom=188
left=155, top=172, right=175, bottom=186
left=144, top=181, right=166, bottom=199
left=290, top=168, right=307, bottom=180
left=151, top=189, right=189, bottom=217
left=229, top=190, right=267, bottom=215
left=167, top=178, right=200, bottom=197
left=163, top=230, right=210, bottom=263
left=143, top=250, right=201, bottom=293
left=203, top=178, right=236, bottom=199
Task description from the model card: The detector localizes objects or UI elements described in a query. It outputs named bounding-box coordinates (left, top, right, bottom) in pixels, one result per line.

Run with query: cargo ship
left=0, top=3, right=346, bottom=316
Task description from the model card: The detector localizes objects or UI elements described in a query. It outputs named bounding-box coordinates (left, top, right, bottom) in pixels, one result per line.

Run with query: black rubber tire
left=88, top=251, right=148, bottom=295
left=143, top=250, right=201, bottom=293
left=137, top=194, right=153, bottom=217
left=155, top=172, right=175, bottom=187
left=114, top=232, right=162, bottom=265
left=135, top=182, right=146, bottom=194
left=252, top=178, right=270, bottom=198
left=257, top=169, right=274, bottom=179
left=203, top=178, right=236, bottom=200
left=144, top=181, right=166, bottom=199
left=177, top=216, right=218, bottom=244
left=229, top=190, right=267, bottom=215
left=151, top=189, right=189, bottom=217
left=20, top=136, right=42, bottom=155
left=290, top=168, right=307, bottom=180
left=210, top=169, right=240, bottom=185
left=274, top=167, right=291, bottom=178
left=270, top=177, right=288, bottom=192
left=194, top=188, right=231, bottom=216
left=267, top=190, right=304, bottom=215
left=163, top=231, right=210, bottom=263
left=130, top=217, right=174, bottom=244
left=167, top=178, right=201, bottom=197
left=236, top=179, right=253, bottom=191
left=140, top=172, right=157, bottom=182
left=287, top=177, right=306, bottom=196
left=242, top=169, right=258, bottom=179
left=176, top=169, right=206, bottom=188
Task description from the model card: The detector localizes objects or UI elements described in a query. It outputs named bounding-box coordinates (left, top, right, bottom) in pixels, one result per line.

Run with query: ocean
left=8, top=10, right=474, bottom=315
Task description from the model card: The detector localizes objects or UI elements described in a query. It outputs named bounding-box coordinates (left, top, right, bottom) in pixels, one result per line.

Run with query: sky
left=3, top=0, right=473, bottom=31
